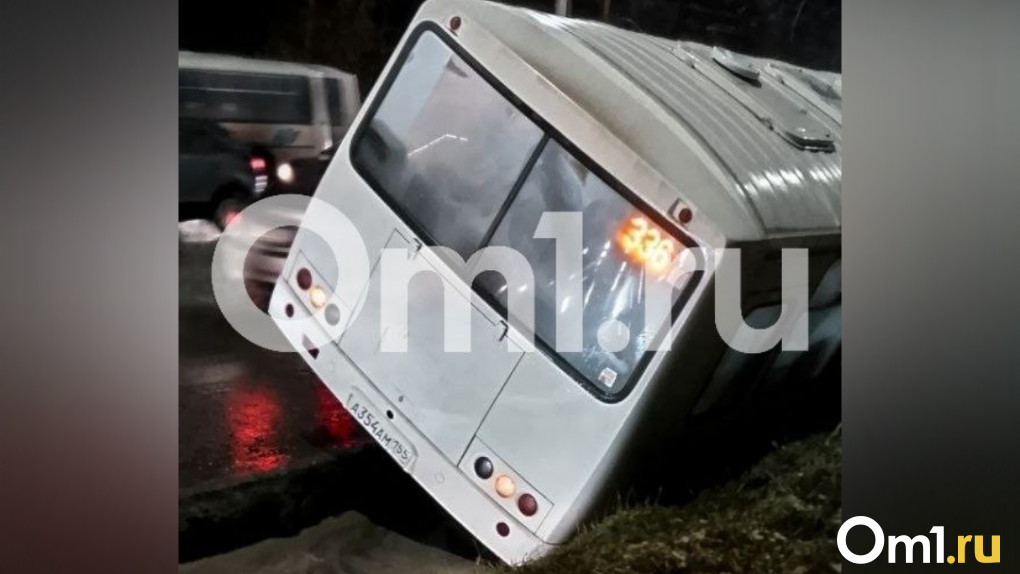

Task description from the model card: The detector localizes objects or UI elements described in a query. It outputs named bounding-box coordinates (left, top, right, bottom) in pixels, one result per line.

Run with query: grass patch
left=512, top=434, right=841, bottom=574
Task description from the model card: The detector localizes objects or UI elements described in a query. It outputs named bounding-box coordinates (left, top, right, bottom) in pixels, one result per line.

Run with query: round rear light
left=517, top=493, right=538, bottom=516
left=297, top=268, right=312, bottom=290
left=309, top=286, right=328, bottom=309
left=474, top=457, right=493, bottom=479
left=494, top=475, right=516, bottom=498
left=325, top=303, right=341, bottom=325
left=496, top=522, right=509, bottom=537
left=449, top=16, right=462, bottom=31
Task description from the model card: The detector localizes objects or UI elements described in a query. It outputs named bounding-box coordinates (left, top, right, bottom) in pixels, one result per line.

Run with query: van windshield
left=351, top=31, right=543, bottom=259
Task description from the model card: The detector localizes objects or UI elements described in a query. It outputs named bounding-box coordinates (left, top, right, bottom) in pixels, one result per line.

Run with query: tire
left=213, top=195, right=247, bottom=230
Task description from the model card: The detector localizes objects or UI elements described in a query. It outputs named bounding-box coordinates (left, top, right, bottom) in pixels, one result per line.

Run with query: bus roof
left=178, top=50, right=355, bottom=82
left=417, top=0, right=842, bottom=241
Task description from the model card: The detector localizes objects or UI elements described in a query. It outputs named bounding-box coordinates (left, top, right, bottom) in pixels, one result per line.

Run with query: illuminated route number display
left=616, top=216, right=679, bottom=274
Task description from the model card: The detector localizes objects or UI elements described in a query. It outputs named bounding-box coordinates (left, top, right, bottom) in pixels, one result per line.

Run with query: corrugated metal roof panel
left=548, top=18, right=841, bottom=235
left=418, top=0, right=841, bottom=240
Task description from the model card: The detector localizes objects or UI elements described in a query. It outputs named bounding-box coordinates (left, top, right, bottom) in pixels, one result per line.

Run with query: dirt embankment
left=511, top=434, right=842, bottom=574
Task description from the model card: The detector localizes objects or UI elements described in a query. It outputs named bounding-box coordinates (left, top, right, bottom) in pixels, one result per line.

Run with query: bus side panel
left=476, top=353, right=632, bottom=543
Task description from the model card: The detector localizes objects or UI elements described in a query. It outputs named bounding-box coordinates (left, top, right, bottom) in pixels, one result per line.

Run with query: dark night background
left=179, top=0, right=840, bottom=93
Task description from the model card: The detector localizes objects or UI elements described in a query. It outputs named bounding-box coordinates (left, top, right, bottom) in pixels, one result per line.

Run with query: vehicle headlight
left=276, top=162, right=295, bottom=184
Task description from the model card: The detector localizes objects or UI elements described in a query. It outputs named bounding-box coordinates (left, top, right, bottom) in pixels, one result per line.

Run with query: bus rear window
left=351, top=31, right=543, bottom=260
left=475, top=140, right=688, bottom=396
left=350, top=27, right=696, bottom=400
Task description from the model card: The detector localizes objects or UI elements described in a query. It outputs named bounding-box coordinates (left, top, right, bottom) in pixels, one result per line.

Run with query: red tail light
left=518, top=493, right=538, bottom=516
left=249, top=157, right=266, bottom=172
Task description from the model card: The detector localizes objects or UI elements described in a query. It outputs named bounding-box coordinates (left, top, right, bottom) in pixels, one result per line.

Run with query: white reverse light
left=309, top=285, right=328, bottom=309
left=276, top=162, right=295, bottom=184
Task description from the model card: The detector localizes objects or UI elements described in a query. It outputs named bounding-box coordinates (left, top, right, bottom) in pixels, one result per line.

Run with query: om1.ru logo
left=838, top=516, right=1000, bottom=564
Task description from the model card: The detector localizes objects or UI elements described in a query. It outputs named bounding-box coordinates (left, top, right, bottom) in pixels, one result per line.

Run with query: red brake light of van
left=249, top=157, right=267, bottom=172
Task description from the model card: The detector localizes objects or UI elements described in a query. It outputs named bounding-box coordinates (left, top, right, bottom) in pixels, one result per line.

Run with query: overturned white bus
left=269, top=0, right=841, bottom=564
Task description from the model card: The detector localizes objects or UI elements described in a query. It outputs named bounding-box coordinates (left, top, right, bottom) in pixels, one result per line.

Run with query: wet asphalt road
left=179, top=300, right=369, bottom=490
left=179, top=220, right=370, bottom=493
left=178, top=221, right=479, bottom=569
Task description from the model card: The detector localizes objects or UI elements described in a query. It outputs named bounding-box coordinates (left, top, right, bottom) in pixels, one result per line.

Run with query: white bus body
left=270, top=0, right=841, bottom=564
left=178, top=51, right=361, bottom=167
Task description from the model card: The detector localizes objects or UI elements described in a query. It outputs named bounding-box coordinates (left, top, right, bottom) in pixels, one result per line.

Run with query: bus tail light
left=494, top=475, right=516, bottom=498
left=461, top=442, right=550, bottom=528
left=517, top=493, right=538, bottom=517
left=297, top=267, right=312, bottom=290
left=309, top=285, right=328, bottom=309
left=474, top=456, right=494, bottom=479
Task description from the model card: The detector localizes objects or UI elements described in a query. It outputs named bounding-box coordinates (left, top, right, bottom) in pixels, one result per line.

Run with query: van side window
left=179, top=122, right=200, bottom=154
left=351, top=31, right=543, bottom=260
left=179, top=69, right=312, bottom=124
left=179, top=120, right=220, bottom=155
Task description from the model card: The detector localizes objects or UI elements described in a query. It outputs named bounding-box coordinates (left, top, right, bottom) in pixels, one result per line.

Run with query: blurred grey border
left=843, top=1, right=1020, bottom=571
left=0, top=0, right=179, bottom=572
left=0, top=0, right=1018, bottom=573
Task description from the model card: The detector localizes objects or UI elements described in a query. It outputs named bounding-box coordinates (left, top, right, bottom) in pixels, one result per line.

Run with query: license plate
left=347, top=389, right=417, bottom=469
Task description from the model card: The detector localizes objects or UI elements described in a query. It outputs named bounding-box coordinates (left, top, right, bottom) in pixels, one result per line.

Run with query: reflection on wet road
left=179, top=221, right=369, bottom=492
left=179, top=221, right=483, bottom=569
left=227, top=383, right=289, bottom=475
